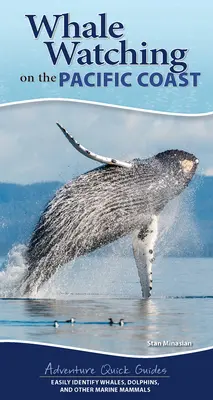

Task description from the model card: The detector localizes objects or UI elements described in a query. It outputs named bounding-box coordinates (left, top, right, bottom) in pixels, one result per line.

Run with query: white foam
left=0, top=244, right=28, bottom=297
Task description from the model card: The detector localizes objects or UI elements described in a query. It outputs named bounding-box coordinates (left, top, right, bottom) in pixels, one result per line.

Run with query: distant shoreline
left=0, top=177, right=212, bottom=258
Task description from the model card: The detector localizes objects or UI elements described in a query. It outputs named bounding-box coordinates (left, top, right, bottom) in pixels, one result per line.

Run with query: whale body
left=21, top=124, right=199, bottom=297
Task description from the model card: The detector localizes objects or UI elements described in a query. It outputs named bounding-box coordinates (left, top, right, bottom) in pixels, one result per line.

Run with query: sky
left=0, top=99, right=212, bottom=184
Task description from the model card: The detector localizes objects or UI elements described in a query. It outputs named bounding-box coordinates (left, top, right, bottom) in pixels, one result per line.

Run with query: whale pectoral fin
left=132, top=216, right=158, bottom=298
left=56, top=122, right=132, bottom=168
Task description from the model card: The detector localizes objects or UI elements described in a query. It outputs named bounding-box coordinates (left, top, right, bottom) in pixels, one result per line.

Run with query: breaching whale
left=22, top=123, right=199, bottom=297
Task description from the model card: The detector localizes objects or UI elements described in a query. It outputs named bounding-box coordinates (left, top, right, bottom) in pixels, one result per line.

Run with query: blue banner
left=0, top=342, right=211, bottom=398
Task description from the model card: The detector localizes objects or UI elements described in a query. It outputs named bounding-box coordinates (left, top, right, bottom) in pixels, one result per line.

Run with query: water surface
left=0, top=256, right=212, bottom=355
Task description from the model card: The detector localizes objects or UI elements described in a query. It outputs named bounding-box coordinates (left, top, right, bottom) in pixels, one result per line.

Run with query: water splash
left=157, top=187, right=202, bottom=257
left=0, top=185, right=202, bottom=299
left=0, top=245, right=28, bottom=297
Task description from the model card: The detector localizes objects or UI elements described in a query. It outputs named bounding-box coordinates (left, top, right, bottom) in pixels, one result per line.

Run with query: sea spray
left=157, top=185, right=202, bottom=257
left=0, top=244, right=28, bottom=297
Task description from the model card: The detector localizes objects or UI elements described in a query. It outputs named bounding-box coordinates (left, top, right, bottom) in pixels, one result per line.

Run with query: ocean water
left=0, top=253, right=212, bottom=356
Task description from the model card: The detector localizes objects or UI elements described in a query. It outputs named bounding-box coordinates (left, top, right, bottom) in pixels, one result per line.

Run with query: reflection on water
left=0, top=258, right=213, bottom=355
left=0, top=295, right=212, bottom=355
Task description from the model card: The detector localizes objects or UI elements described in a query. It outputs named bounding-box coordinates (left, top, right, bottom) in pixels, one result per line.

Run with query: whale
left=21, top=123, right=199, bottom=297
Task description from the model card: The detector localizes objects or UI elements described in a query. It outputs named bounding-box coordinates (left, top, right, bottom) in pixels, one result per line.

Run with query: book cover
left=0, top=1, right=211, bottom=398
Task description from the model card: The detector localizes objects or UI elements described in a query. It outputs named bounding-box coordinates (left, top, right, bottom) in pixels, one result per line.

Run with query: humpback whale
left=22, top=123, right=199, bottom=297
